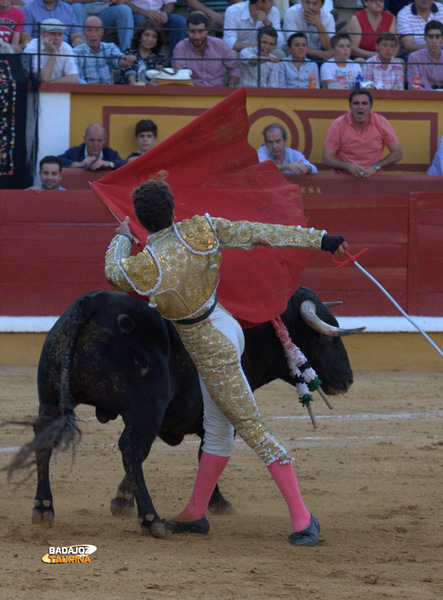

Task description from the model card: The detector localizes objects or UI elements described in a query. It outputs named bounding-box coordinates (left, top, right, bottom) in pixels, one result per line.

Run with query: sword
left=334, top=249, right=443, bottom=359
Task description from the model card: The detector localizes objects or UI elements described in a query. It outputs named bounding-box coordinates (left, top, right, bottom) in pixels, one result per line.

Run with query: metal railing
left=18, top=22, right=442, bottom=89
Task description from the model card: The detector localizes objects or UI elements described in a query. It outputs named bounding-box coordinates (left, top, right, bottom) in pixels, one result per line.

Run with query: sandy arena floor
left=0, top=366, right=442, bottom=600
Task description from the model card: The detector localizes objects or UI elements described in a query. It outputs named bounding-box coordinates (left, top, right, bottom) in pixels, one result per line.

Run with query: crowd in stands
left=1, top=0, right=442, bottom=89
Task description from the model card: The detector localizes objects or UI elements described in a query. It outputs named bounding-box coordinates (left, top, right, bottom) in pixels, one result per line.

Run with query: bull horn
left=323, top=301, right=342, bottom=308
left=300, top=299, right=365, bottom=337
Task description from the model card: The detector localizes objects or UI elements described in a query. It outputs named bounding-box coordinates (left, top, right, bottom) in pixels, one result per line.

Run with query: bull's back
left=37, top=290, right=171, bottom=413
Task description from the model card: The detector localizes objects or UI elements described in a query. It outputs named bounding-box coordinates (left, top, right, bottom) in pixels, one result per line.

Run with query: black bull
left=7, top=286, right=358, bottom=538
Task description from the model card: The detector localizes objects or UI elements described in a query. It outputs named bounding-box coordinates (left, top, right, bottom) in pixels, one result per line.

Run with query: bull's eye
left=117, top=313, right=135, bottom=333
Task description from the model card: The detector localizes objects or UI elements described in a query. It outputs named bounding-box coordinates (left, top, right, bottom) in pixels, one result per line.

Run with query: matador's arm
left=104, top=234, right=136, bottom=292
left=209, top=217, right=325, bottom=251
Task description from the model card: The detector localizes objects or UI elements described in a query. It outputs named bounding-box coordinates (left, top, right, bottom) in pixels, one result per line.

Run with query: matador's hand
left=116, top=216, right=132, bottom=237
left=321, top=235, right=348, bottom=255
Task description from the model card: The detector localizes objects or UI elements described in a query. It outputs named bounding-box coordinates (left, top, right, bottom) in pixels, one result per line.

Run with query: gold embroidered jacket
left=105, top=214, right=324, bottom=321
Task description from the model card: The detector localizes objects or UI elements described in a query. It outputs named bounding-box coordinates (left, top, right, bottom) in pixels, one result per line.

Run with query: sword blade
left=353, top=260, right=443, bottom=359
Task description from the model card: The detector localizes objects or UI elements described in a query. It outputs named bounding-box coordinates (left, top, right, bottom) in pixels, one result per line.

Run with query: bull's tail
left=3, top=296, right=97, bottom=479
left=3, top=413, right=81, bottom=480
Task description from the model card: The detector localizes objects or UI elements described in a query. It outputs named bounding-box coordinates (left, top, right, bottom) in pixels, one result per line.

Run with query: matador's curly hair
left=132, top=178, right=175, bottom=232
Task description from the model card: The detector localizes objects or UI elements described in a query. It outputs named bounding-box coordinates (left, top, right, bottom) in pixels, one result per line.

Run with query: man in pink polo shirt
left=322, top=89, right=403, bottom=178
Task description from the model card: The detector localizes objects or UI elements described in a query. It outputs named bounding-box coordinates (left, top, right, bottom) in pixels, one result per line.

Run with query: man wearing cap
left=23, top=18, right=79, bottom=83
left=22, top=0, right=83, bottom=48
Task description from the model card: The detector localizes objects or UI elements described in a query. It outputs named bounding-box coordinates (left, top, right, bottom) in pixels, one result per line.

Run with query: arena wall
left=1, top=181, right=442, bottom=369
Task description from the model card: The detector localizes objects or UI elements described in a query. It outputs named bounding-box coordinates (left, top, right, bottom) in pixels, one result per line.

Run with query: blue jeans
left=72, top=3, right=134, bottom=51
left=133, top=12, right=186, bottom=57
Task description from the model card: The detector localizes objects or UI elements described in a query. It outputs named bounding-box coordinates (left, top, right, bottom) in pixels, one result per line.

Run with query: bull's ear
left=323, top=301, right=342, bottom=308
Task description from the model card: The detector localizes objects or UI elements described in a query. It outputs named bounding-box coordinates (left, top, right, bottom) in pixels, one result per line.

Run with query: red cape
left=92, top=88, right=308, bottom=327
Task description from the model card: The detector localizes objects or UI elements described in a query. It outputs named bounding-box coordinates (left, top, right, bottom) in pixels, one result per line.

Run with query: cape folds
left=91, top=88, right=308, bottom=327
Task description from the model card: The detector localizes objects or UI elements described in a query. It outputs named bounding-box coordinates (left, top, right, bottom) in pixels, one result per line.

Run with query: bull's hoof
left=143, top=520, right=172, bottom=539
left=165, top=517, right=209, bottom=535
left=208, top=498, right=235, bottom=515
left=288, top=514, right=320, bottom=547
left=32, top=500, right=54, bottom=527
left=110, top=496, right=135, bottom=518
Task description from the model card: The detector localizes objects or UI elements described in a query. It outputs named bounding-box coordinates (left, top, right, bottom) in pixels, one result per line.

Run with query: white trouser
left=199, top=306, right=244, bottom=456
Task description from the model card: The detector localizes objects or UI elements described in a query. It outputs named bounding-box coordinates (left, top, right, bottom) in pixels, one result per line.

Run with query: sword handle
left=333, top=248, right=368, bottom=269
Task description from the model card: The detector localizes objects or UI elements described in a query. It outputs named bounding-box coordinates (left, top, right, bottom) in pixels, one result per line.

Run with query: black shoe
left=165, top=517, right=210, bottom=535
left=288, top=514, right=320, bottom=546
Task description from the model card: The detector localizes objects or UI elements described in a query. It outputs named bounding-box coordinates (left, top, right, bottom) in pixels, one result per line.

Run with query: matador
left=105, top=179, right=347, bottom=546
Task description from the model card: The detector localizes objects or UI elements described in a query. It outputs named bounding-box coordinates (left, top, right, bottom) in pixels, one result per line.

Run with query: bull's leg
left=110, top=475, right=136, bottom=517
left=111, top=436, right=156, bottom=517
left=208, top=484, right=234, bottom=515
left=118, top=425, right=170, bottom=539
left=32, top=415, right=56, bottom=527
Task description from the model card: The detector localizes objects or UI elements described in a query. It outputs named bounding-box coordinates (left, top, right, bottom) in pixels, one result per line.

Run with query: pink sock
left=174, top=452, right=229, bottom=521
left=267, top=460, right=311, bottom=532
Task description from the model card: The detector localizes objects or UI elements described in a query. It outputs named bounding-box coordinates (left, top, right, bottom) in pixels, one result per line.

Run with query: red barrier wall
left=1, top=179, right=442, bottom=316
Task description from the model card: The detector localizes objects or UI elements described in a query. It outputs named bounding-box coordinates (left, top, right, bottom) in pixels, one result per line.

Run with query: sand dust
left=1, top=366, right=442, bottom=600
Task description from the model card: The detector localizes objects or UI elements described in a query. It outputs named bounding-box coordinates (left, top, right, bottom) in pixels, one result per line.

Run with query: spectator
left=283, top=0, right=335, bottom=62
left=239, top=25, right=280, bottom=87
left=127, top=118, right=158, bottom=162
left=23, top=18, right=79, bottom=83
left=22, top=0, right=83, bottom=48
left=74, top=16, right=137, bottom=84
left=258, top=123, right=318, bottom=174
left=69, top=0, right=134, bottom=52
left=322, top=89, right=403, bottom=177
left=320, top=33, right=362, bottom=88
left=407, top=20, right=443, bottom=89
left=427, top=134, right=443, bottom=175
left=186, top=0, right=226, bottom=30
left=288, top=0, right=335, bottom=13
left=397, top=0, right=443, bottom=57
left=223, top=0, right=284, bottom=53
left=172, top=11, right=240, bottom=86
left=57, top=123, right=125, bottom=170
left=384, top=0, right=410, bottom=18
left=346, top=0, right=397, bottom=61
left=126, top=0, right=186, bottom=57
left=362, top=33, right=405, bottom=89
left=120, top=19, right=166, bottom=84
left=279, top=32, right=319, bottom=88
left=0, top=0, right=24, bottom=53
left=27, top=155, right=66, bottom=191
